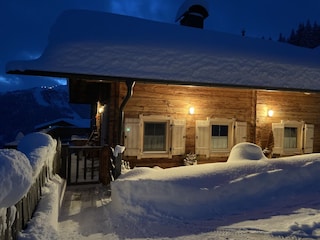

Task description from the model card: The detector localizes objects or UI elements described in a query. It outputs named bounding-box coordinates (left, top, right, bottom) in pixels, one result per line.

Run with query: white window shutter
left=272, top=123, right=284, bottom=155
left=235, top=121, right=247, bottom=144
left=303, top=124, right=314, bottom=154
left=195, top=120, right=210, bottom=158
left=124, top=118, right=140, bottom=156
left=171, top=119, right=186, bottom=155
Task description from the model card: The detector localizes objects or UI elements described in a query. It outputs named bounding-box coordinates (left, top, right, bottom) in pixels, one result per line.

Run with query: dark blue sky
left=1, top=0, right=320, bottom=92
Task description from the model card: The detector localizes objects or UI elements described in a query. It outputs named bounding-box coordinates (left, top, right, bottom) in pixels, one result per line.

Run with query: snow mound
left=228, top=142, right=268, bottom=162
left=0, top=149, right=33, bottom=208
left=111, top=153, right=320, bottom=220
left=18, top=132, right=57, bottom=177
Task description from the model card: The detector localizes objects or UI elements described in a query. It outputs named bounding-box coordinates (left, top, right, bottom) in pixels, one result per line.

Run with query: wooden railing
left=0, top=140, right=112, bottom=239
left=63, top=145, right=112, bottom=185
left=0, top=140, right=60, bottom=240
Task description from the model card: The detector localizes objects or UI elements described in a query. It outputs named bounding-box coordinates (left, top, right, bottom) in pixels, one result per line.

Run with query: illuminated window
left=195, top=118, right=247, bottom=157
left=143, top=122, right=167, bottom=152
left=284, top=127, right=297, bottom=148
left=211, top=125, right=229, bottom=149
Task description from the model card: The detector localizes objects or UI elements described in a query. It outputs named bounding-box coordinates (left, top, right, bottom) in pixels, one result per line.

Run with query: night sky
left=1, top=0, right=320, bottom=92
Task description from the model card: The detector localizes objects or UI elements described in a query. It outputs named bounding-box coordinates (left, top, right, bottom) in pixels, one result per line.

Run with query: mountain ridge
left=0, top=85, right=91, bottom=147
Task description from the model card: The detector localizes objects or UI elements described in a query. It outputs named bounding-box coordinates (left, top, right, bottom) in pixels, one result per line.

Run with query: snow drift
left=111, top=143, right=320, bottom=220
left=18, top=132, right=57, bottom=177
left=0, top=149, right=33, bottom=208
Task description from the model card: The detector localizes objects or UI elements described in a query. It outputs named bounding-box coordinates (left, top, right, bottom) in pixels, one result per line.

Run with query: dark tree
left=281, top=20, right=320, bottom=49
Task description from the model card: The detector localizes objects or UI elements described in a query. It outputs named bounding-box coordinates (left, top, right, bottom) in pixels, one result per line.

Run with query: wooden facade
left=95, top=81, right=320, bottom=168
left=256, top=90, right=320, bottom=154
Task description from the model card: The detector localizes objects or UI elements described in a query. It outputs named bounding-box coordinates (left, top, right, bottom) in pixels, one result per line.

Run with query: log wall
left=107, top=82, right=320, bottom=168
left=119, top=82, right=255, bottom=165
left=256, top=90, right=320, bottom=152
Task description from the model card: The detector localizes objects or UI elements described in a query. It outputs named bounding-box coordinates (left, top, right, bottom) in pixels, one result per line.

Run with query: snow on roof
left=6, top=10, right=320, bottom=92
left=34, top=118, right=90, bottom=130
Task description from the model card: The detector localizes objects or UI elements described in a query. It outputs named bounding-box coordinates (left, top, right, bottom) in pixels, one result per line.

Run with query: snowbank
left=18, top=132, right=57, bottom=177
left=0, top=149, right=33, bottom=208
left=111, top=143, right=320, bottom=220
left=18, top=175, right=63, bottom=240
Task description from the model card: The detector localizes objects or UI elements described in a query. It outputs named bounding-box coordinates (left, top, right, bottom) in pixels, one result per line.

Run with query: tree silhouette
left=280, top=20, right=320, bottom=49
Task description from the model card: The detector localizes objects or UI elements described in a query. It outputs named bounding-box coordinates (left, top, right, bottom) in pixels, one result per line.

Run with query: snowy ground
left=18, top=143, right=320, bottom=240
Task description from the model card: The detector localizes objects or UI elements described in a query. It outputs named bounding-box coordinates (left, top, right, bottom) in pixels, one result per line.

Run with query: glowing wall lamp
left=189, top=107, right=195, bottom=115
left=98, top=105, right=105, bottom=114
left=267, top=109, right=274, bottom=117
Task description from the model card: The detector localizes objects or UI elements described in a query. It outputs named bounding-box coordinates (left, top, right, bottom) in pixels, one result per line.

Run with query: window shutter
left=124, top=118, right=140, bottom=156
left=195, top=120, right=210, bottom=158
left=272, top=123, right=284, bottom=155
left=234, top=121, right=247, bottom=145
left=171, top=119, right=186, bottom=155
left=303, top=124, right=314, bottom=154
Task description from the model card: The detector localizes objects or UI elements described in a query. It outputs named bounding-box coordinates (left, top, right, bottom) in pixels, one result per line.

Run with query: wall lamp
left=189, top=107, right=195, bottom=115
left=267, top=109, right=274, bottom=117
left=98, top=105, right=105, bottom=114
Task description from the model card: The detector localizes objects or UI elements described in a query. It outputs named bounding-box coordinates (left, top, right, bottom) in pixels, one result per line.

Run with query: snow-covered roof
left=6, top=10, right=320, bottom=92
left=34, top=118, right=90, bottom=130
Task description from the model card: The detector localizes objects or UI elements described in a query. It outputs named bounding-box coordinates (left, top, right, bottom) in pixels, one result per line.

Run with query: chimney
left=176, top=0, right=209, bottom=29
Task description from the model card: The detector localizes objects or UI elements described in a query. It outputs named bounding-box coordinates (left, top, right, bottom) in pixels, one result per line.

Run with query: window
left=124, top=116, right=186, bottom=159
left=143, top=122, right=167, bottom=152
left=211, top=125, right=229, bottom=150
left=284, top=127, right=297, bottom=149
left=272, top=121, right=314, bottom=155
left=196, top=118, right=247, bottom=158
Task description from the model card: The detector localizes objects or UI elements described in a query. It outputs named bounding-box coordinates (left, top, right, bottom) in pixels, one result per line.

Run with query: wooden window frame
left=195, top=118, right=247, bottom=158
left=124, top=115, right=186, bottom=159
left=272, top=120, right=304, bottom=156
left=210, top=119, right=234, bottom=154
left=141, top=116, right=171, bottom=157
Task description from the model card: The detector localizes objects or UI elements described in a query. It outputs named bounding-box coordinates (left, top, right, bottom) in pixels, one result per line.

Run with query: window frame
left=281, top=122, right=302, bottom=155
left=124, top=115, right=186, bottom=159
left=139, top=115, right=171, bottom=159
left=195, top=118, right=247, bottom=158
left=142, top=121, right=169, bottom=153
left=210, top=119, right=234, bottom=153
left=272, top=121, right=303, bottom=155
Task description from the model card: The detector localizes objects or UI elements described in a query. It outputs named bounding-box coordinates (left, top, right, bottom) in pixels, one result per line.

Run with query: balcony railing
left=0, top=140, right=60, bottom=240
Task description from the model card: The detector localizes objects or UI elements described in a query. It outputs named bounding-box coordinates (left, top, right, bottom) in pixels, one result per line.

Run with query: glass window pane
left=143, top=122, right=166, bottom=151
left=212, top=125, right=228, bottom=137
left=284, top=127, right=297, bottom=148
left=211, top=124, right=228, bottom=149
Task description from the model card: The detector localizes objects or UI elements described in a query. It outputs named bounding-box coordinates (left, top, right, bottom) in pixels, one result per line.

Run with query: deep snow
left=6, top=10, right=320, bottom=92
left=17, top=142, right=320, bottom=239
left=0, top=149, right=32, bottom=209
left=0, top=132, right=59, bottom=239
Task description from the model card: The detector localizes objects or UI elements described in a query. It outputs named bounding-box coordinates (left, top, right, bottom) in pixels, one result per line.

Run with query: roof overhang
left=6, top=10, right=320, bottom=92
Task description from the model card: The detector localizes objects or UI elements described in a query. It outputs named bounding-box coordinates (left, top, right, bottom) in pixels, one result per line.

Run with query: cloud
left=107, top=0, right=181, bottom=23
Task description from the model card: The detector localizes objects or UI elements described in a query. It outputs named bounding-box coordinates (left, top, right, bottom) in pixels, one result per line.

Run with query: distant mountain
left=0, top=85, right=91, bottom=148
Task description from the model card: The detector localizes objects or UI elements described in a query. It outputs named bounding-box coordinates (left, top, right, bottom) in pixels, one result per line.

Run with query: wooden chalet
left=6, top=7, right=320, bottom=176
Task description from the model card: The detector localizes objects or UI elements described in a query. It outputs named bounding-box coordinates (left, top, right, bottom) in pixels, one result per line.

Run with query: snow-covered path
left=58, top=184, right=113, bottom=239
left=57, top=184, right=294, bottom=240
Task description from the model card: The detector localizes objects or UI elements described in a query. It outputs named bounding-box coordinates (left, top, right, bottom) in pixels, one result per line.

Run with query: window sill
left=140, top=152, right=170, bottom=159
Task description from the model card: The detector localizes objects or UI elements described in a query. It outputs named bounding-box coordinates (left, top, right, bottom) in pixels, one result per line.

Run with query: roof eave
left=7, top=69, right=320, bottom=93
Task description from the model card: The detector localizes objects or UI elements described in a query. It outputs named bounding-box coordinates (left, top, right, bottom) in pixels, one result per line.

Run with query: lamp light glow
left=267, top=109, right=274, bottom=117
left=98, top=105, right=105, bottom=114
left=189, top=107, right=195, bottom=115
